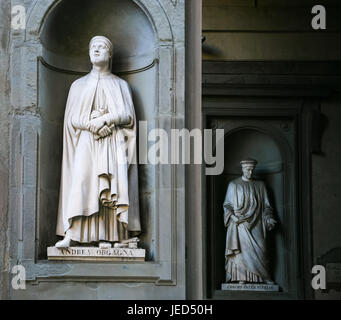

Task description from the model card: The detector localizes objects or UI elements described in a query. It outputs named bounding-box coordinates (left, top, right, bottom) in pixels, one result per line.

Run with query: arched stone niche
left=10, top=0, right=185, bottom=295
left=40, top=0, right=158, bottom=72
left=207, top=118, right=297, bottom=297
left=37, top=0, right=159, bottom=261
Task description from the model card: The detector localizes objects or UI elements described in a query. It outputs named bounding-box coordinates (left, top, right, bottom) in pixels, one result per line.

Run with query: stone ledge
left=47, top=247, right=145, bottom=262
left=221, top=283, right=279, bottom=292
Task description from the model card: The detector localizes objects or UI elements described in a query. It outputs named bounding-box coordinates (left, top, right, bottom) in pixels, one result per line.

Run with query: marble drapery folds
left=223, top=177, right=275, bottom=282
left=56, top=70, right=141, bottom=243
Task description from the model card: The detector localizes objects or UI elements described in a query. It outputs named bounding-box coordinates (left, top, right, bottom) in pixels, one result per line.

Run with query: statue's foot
left=120, top=237, right=140, bottom=248
left=113, top=242, right=129, bottom=248
left=265, top=280, right=274, bottom=285
left=120, top=237, right=139, bottom=244
left=99, top=241, right=112, bottom=249
left=55, top=234, right=71, bottom=248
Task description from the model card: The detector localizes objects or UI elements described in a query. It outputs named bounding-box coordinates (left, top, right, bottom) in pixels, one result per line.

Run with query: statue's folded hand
left=266, top=217, right=277, bottom=231
left=98, top=125, right=112, bottom=138
left=231, top=214, right=240, bottom=224
left=88, top=117, right=106, bottom=134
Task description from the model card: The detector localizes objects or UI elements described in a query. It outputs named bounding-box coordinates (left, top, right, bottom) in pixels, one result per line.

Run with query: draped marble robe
left=223, top=177, right=274, bottom=282
left=56, top=70, right=141, bottom=243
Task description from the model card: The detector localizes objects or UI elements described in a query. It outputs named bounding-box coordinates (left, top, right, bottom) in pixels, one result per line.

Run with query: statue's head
left=240, top=158, right=257, bottom=181
left=89, top=36, right=113, bottom=67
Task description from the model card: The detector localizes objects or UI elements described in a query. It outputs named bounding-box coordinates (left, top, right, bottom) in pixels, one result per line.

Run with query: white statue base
left=47, top=247, right=145, bottom=262
left=221, top=283, right=279, bottom=292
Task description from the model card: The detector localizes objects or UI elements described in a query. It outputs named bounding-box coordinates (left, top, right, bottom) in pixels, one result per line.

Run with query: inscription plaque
left=47, top=247, right=145, bottom=262
left=221, top=283, right=279, bottom=292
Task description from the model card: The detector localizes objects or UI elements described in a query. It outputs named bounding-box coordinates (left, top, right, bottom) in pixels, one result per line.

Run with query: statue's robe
left=56, top=70, right=141, bottom=243
left=223, top=177, right=274, bottom=282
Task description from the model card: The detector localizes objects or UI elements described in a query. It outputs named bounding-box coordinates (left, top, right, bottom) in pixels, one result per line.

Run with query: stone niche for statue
left=206, top=119, right=297, bottom=298
left=38, top=0, right=157, bottom=260
left=38, top=0, right=158, bottom=260
left=10, top=0, right=185, bottom=297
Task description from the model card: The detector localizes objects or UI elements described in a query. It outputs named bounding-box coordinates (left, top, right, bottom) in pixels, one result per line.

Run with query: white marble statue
left=223, top=158, right=276, bottom=284
left=55, top=36, right=141, bottom=248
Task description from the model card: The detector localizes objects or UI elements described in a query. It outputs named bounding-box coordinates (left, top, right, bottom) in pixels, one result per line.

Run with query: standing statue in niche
left=223, top=158, right=277, bottom=284
left=55, top=36, right=141, bottom=249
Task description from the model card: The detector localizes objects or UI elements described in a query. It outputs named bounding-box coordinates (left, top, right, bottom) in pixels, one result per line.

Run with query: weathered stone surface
left=326, top=263, right=341, bottom=283
left=313, top=98, right=341, bottom=300
left=0, top=0, right=10, bottom=300
left=47, top=247, right=146, bottom=262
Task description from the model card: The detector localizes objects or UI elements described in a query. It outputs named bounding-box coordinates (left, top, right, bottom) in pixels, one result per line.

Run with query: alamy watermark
left=312, top=5, right=326, bottom=30
left=11, top=265, right=26, bottom=290
left=8, top=3, right=328, bottom=176
left=10, top=4, right=327, bottom=31
left=311, top=265, right=326, bottom=290
left=11, top=5, right=26, bottom=30
left=136, top=122, right=224, bottom=175
left=8, top=263, right=330, bottom=291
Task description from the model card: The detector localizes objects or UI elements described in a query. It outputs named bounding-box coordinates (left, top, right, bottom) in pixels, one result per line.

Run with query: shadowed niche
left=40, top=0, right=157, bottom=73
left=212, top=128, right=287, bottom=291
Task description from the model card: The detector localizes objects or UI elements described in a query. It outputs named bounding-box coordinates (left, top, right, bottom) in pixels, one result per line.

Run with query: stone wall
left=313, top=96, right=341, bottom=299
left=203, top=0, right=341, bottom=61
left=2, top=0, right=186, bottom=300
left=203, top=0, right=341, bottom=299
left=0, top=0, right=10, bottom=300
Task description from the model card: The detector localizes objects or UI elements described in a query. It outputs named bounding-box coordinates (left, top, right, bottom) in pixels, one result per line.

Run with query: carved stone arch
left=221, top=123, right=294, bottom=163
left=25, top=0, right=173, bottom=43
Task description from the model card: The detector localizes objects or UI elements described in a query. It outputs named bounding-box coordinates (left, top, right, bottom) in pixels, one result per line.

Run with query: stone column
left=185, top=0, right=203, bottom=300
left=0, top=0, right=11, bottom=300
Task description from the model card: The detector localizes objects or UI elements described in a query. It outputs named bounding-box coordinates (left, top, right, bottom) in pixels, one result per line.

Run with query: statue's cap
left=240, top=158, right=258, bottom=167
left=89, top=36, right=113, bottom=54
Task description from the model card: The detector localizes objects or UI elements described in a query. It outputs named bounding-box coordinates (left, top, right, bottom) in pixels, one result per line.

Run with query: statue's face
left=89, top=41, right=111, bottom=66
left=242, top=165, right=255, bottom=180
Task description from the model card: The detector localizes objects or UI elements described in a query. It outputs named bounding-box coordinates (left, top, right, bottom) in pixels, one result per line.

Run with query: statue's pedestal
left=47, top=247, right=145, bottom=262
left=221, top=283, right=279, bottom=292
